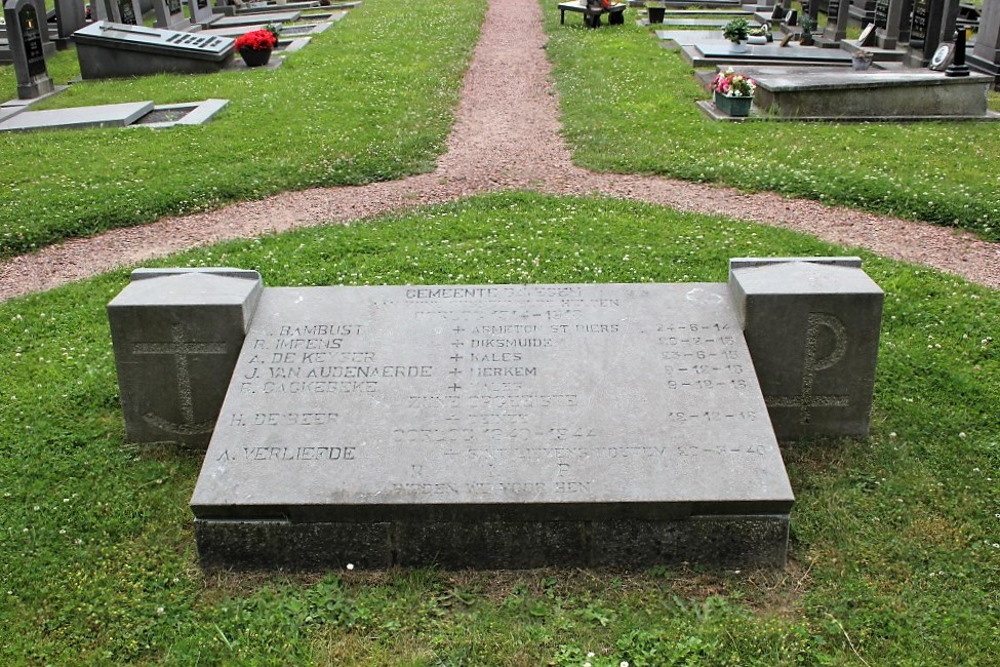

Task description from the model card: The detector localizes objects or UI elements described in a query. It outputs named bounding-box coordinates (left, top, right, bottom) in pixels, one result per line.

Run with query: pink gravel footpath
left=1, top=0, right=997, bottom=303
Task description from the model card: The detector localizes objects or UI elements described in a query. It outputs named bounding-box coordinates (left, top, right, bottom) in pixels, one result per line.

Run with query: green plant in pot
left=723, top=18, right=750, bottom=52
left=646, top=0, right=665, bottom=24
left=799, top=15, right=816, bottom=46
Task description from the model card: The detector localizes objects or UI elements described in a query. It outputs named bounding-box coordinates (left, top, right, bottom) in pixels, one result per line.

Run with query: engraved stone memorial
left=74, top=22, right=235, bottom=79
left=108, top=269, right=263, bottom=448
left=4, top=0, right=55, bottom=99
left=191, top=282, right=796, bottom=569
left=108, top=258, right=885, bottom=570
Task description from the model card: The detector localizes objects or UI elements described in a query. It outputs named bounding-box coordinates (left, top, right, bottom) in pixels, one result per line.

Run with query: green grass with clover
left=0, top=0, right=486, bottom=259
left=3, top=1, right=1000, bottom=261
left=1, top=193, right=998, bottom=664
left=543, top=6, right=1000, bottom=242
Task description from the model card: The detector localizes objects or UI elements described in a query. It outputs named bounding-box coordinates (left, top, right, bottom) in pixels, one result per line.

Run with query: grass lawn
left=0, top=0, right=487, bottom=259
left=2, top=193, right=998, bottom=664
left=2, top=2, right=1000, bottom=260
left=543, top=8, right=1000, bottom=243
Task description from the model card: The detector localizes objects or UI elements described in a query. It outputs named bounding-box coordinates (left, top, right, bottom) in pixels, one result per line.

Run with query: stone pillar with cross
left=728, top=258, right=883, bottom=441
left=108, top=268, right=263, bottom=447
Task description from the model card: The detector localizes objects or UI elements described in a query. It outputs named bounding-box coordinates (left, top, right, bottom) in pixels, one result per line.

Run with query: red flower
left=235, top=29, right=278, bottom=52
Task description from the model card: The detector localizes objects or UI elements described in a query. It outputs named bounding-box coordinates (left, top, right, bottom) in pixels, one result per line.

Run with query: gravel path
left=1, top=0, right=996, bottom=303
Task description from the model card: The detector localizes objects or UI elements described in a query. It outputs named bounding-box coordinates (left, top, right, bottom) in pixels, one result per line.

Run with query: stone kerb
left=107, top=268, right=263, bottom=447
left=728, top=257, right=884, bottom=441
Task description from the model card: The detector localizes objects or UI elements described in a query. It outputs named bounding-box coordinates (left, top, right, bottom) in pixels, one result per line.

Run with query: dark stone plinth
left=195, top=514, right=790, bottom=570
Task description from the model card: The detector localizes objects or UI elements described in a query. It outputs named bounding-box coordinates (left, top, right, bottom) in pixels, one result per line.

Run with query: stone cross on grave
left=132, top=323, right=228, bottom=435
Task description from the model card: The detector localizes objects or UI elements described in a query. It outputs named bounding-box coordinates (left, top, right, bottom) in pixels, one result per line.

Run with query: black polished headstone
left=4, top=0, right=55, bottom=99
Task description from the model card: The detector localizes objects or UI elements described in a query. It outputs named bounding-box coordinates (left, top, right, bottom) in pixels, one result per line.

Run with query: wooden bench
left=558, top=1, right=627, bottom=28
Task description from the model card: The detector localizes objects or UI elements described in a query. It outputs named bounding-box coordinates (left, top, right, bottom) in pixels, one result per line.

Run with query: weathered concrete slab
left=192, top=283, right=794, bottom=569
left=0, top=100, right=153, bottom=132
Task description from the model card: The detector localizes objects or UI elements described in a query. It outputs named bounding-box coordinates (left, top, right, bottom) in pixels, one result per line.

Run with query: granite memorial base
left=108, top=258, right=886, bottom=570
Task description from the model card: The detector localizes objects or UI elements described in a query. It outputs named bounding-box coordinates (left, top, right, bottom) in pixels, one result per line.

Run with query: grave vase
left=714, top=91, right=753, bottom=117
left=647, top=5, right=665, bottom=23
left=729, top=39, right=749, bottom=53
left=239, top=47, right=272, bottom=67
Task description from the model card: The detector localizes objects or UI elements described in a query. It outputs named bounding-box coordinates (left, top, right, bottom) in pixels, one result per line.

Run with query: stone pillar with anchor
left=728, top=258, right=884, bottom=441
left=108, top=268, right=263, bottom=448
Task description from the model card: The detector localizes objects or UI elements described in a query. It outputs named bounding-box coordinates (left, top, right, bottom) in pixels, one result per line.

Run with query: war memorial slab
left=191, top=282, right=796, bottom=569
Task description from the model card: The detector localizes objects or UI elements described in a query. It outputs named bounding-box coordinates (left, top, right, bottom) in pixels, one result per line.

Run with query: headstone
left=728, top=258, right=883, bottom=440
left=823, top=0, right=850, bottom=42
left=114, top=0, right=140, bottom=24
left=74, top=21, right=235, bottom=79
left=153, top=0, right=188, bottom=30
left=745, top=65, right=994, bottom=118
left=873, top=0, right=889, bottom=28
left=187, top=0, right=220, bottom=27
left=4, top=0, right=55, bottom=99
left=877, top=0, right=905, bottom=48
left=968, top=0, right=1000, bottom=81
left=897, top=0, right=914, bottom=43
left=189, top=281, right=797, bottom=569
left=53, top=0, right=87, bottom=45
left=107, top=268, right=263, bottom=448
left=909, top=0, right=946, bottom=64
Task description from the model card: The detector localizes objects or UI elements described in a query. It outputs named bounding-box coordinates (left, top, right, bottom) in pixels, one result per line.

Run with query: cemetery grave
left=108, top=258, right=884, bottom=570
left=646, top=0, right=1000, bottom=118
left=0, top=97, right=228, bottom=132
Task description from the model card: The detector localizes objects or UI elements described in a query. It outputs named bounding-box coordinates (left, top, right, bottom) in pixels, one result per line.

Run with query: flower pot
left=747, top=35, right=767, bottom=45
left=240, top=47, right=272, bottom=68
left=851, top=55, right=874, bottom=71
left=729, top=39, right=749, bottom=53
left=647, top=6, right=665, bottom=23
left=714, top=91, right=753, bottom=117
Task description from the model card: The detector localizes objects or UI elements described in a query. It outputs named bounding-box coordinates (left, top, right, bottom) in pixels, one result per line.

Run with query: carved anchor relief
left=765, top=313, right=850, bottom=425
left=132, top=323, right=227, bottom=435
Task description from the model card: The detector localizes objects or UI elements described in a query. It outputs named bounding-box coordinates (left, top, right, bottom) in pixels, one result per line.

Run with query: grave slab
left=744, top=66, right=997, bottom=118
left=657, top=29, right=723, bottom=48
left=691, top=40, right=856, bottom=64
left=209, top=10, right=300, bottom=27
left=191, top=283, right=794, bottom=570
left=0, top=100, right=153, bottom=132
left=73, top=21, right=235, bottom=79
